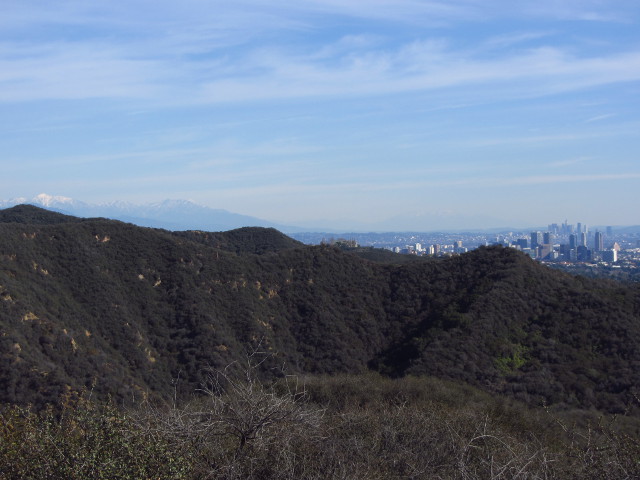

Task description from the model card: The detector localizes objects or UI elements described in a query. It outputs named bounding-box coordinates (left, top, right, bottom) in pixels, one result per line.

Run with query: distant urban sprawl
left=291, top=221, right=640, bottom=274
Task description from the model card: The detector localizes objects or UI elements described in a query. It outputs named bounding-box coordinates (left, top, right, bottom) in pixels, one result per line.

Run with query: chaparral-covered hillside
left=1, top=205, right=639, bottom=417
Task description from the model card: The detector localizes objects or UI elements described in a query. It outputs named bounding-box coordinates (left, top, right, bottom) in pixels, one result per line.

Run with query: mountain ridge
left=0, top=194, right=301, bottom=233
left=1, top=205, right=639, bottom=417
left=4, top=194, right=640, bottom=233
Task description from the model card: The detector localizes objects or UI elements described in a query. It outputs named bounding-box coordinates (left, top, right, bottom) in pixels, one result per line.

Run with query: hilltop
left=1, top=205, right=639, bottom=417
left=0, top=194, right=300, bottom=232
left=0, top=204, right=84, bottom=225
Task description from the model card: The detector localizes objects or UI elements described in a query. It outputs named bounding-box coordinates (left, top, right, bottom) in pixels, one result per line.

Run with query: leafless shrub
left=548, top=411, right=640, bottom=479
left=130, top=353, right=325, bottom=479
left=128, top=371, right=640, bottom=479
left=448, top=413, right=554, bottom=480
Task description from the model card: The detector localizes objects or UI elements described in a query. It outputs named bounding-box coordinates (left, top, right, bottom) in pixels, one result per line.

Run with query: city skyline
left=2, top=1, right=640, bottom=230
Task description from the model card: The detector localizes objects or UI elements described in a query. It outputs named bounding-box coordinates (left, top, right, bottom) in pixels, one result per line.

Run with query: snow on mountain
left=0, top=194, right=299, bottom=232
left=1, top=194, right=85, bottom=211
left=32, top=193, right=76, bottom=207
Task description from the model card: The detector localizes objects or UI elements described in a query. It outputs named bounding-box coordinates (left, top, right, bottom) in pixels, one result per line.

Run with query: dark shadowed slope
left=0, top=204, right=83, bottom=225
left=1, top=205, right=639, bottom=416
left=172, top=227, right=303, bottom=254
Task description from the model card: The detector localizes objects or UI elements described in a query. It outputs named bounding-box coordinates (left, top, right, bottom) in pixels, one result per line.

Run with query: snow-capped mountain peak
left=32, top=193, right=75, bottom=207
left=0, top=194, right=295, bottom=232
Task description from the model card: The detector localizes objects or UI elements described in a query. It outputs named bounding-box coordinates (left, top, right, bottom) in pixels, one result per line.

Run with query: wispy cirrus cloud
left=482, top=173, right=640, bottom=187
left=330, top=172, right=640, bottom=192
left=2, top=1, right=639, bottom=105
left=3, top=38, right=638, bottom=105
left=585, top=113, right=616, bottom=123
left=199, top=45, right=640, bottom=103
left=518, top=0, right=638, bottom=22
left=547, top=157, right=591, bottom=168
left=0, top=43, right=164, bottom=102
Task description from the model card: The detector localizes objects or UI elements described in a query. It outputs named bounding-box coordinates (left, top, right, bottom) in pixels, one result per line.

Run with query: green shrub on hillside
left=0, top=392, right=192, bottom=479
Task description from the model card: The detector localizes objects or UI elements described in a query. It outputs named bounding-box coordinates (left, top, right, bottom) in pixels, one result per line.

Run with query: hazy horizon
left=2, top=1, right=639, bottom=229
left=2, top=193, right=636, bottom=234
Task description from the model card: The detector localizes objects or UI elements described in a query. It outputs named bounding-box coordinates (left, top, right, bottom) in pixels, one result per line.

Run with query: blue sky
left=1, top=0, right=639, bottom=230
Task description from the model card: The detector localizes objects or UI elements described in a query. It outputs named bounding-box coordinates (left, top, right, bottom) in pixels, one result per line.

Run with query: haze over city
left=2, top=1, right=639, bottom=230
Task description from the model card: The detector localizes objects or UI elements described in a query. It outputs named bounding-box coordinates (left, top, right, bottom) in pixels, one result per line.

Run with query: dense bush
left=3, top=371, right=638, bottom=479
left=0, top=392, right=192, bottom=479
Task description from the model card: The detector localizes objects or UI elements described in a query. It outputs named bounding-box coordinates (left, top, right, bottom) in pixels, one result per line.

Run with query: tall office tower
left=577, top=245, right=590, bottom=262
left=594, top=231, right=604, bottom=252
left=539, top=243, right=553, bottom=259
left=543, top=232, right=553, bottom=245
left=606, top=226, right=613, bottom=236
left=577, top=222, right=582, bottom=234
left=531, top=231, right=543, bottom=249
left=580, top=232, right=587, bottom=247
left=569, top=234, right=577, bottom=250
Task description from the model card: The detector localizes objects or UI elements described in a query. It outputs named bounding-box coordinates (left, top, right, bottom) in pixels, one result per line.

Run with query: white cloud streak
left=1, top=1, right=639, bottom=104
left=3, top=40, right=639, bottom=105
left=585, top=113, right=616, bottom=123
left=199, top=46, right=640, bottom=103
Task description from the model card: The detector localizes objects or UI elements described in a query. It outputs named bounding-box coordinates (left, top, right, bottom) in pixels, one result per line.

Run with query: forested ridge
left=1, top=205, right=639, bottom=418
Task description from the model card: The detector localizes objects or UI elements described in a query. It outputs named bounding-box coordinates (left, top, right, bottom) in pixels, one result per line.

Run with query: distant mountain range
left=1, top=194, right=503, bottom=233
left=2, top=194, right=638, bottom=233
left=0, top=194, right=302, bottom=233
